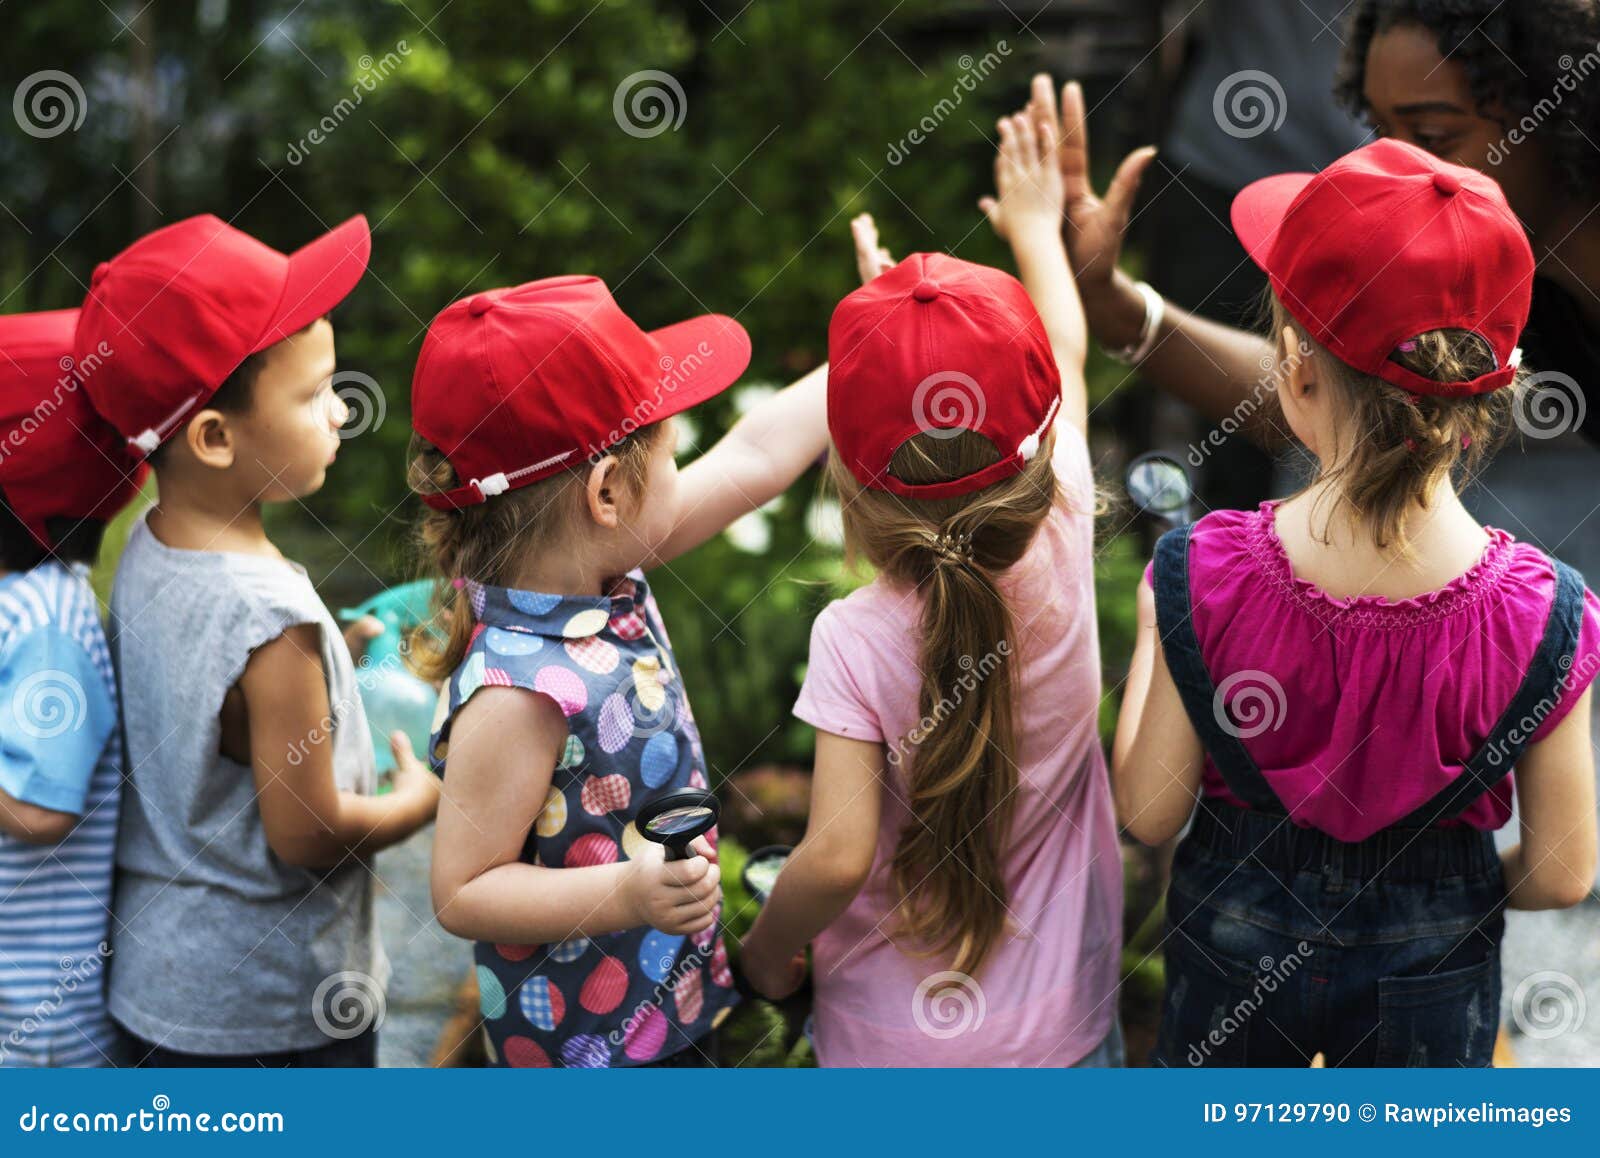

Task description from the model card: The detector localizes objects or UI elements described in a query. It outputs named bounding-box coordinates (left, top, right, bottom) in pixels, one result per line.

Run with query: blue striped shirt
left=0, top=562, right=121, bottom=1067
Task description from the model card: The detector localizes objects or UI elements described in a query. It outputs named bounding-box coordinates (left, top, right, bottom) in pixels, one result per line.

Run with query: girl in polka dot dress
left=408, top=273, right=827, bottom=1068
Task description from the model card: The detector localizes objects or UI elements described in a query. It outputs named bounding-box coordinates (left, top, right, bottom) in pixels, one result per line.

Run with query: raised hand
left=978, top=96, right=1065, bottom=243
left=1051, top=76, right=1157, bottom=297
left=852, top=213, right=895, bottom=285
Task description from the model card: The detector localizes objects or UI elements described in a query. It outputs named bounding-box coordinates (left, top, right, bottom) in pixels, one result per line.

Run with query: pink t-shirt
left=1151, top=502, right=1600, bottom=842
left=793, top=426, right=1122, bottom=1067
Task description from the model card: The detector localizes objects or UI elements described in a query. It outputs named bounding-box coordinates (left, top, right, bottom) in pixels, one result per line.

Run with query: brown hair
left=830, top=428, right=1061, bottom=978
left=408, top=427, right=664, bottom=680
left=1269, top=295, right=1520, bottom=555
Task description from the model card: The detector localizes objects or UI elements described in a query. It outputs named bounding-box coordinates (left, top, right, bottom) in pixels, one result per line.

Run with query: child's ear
left=1280, top=325, right=1315, bottom=399
left=585, top=455, right=622, bottom=529
left=183, top=408, right=237, bottom=470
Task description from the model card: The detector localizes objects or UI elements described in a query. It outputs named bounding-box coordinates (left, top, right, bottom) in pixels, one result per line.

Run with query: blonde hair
left=830, top=428, right=1060, bottom=978
left=1270, top=295, right=1521, bottom=555
left=407, top=427, right=663, bottom=680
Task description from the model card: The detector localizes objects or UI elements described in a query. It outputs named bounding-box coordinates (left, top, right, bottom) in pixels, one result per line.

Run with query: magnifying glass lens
left=645, top=805, right=714, bottom=836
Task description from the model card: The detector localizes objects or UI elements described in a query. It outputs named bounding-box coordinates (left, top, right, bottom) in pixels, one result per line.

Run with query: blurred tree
left=2, top=0, right=1115, bottom=774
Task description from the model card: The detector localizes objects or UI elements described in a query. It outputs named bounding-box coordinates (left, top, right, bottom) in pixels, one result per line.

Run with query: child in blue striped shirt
left=0, top=309, right=146, bottom=1067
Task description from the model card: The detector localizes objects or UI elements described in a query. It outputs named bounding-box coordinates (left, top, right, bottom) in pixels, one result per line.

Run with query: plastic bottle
left=340, top=580, right=440, bottom=792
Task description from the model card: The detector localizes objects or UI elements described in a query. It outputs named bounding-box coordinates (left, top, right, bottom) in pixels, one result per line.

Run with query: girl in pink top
left=1116, top=138, right=1600, bottom=1067
left=739, top=96, right=1122, bottom=1066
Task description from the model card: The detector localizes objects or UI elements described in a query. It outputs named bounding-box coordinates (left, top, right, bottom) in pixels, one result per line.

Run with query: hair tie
left=1403, top=437, right=1418, bottom=453
left=1461, top=433, right=1472, bottom=449
left=925, top=529, right=973, bottom=566
left=451, top=577, right=466, bottom=590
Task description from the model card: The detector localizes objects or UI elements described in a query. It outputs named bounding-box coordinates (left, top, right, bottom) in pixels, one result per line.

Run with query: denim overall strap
left=1151, top=525, right=1286, bottom=814
left=1396, top=557, right=1586, bottom=828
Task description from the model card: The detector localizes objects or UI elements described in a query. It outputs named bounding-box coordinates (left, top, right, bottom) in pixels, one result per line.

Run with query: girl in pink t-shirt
left=1115, top=139, right=1599, bottom=1067
left=739, top=99, right=1123, bottom=1066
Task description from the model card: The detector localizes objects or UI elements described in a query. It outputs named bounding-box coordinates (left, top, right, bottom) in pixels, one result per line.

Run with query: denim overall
left=1150, top=524, right=1584, bottom=1067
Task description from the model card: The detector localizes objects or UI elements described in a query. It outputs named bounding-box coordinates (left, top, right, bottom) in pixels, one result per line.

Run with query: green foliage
left=9, top=0, right=1143, bottom=772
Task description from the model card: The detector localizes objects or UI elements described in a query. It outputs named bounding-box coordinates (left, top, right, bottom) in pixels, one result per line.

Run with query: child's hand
left=852, top=214, right=894, bottom=286
left=625, top=842, right=722, bottom=935
left=979, top=92, right=1065, bottom=243
left=740, top=939, right=807, bottom=1001
left=388, top=731, right=442, bottom=819
left=342, top=614, right=384, bottom=663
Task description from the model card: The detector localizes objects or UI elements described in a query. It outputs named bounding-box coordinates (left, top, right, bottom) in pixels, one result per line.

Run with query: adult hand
left=1046, top=75, right=1160, bottom=349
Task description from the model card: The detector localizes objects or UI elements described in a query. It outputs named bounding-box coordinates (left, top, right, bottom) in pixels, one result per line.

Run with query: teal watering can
left=340, top=580, right=440, bottom=787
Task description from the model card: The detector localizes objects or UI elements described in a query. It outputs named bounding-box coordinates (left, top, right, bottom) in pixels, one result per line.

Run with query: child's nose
left=329, top=390, right=350, bottom=429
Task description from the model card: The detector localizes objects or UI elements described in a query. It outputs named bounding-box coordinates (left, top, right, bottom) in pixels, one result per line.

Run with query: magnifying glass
left=1124, top=451, right=1195, bottom=528
left=635, top=788, right=720, bottom=861
left=740, top=844, right=792, bottom=904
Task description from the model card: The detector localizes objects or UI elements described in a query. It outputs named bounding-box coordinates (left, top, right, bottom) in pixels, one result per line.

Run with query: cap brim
left=255, top=214, right=372, bottom=350
left=644, top=314, right=753, bottom=419
left=1231, top=172, right=1314, bottom=271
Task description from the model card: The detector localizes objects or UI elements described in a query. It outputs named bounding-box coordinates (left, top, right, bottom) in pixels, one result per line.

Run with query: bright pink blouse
left=1152, top=502, right=1600, bottom=842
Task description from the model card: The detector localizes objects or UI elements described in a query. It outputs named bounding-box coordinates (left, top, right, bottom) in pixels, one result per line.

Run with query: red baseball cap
left=75, top=213, right=371, bottom=454
left=827, top=253, right=1060, bottom=500
left=412, top=276, right=752, bottom=510
left=0, top=309, right=147, bottom=551
left=1232, top=138, right=1534, bottom=397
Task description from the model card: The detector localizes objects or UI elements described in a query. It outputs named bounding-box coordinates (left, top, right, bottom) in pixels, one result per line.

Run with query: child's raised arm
left=980, top=73, right=1090, bottom=430
left=643, top=363, right=827, bottom=569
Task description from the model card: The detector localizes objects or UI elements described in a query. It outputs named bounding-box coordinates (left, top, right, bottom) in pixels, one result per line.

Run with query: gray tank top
left=107, top=513, right=388, bottom=1054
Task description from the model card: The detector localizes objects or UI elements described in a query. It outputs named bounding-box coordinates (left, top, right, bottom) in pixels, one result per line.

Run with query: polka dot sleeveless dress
left=430, top=573, right=739, bottom=1067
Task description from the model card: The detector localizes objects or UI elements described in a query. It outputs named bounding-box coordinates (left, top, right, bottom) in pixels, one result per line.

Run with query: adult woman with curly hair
left=1019, top=0, right=1600, bottom=1065
left=1336, top=0, right=1600, bottom=439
